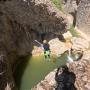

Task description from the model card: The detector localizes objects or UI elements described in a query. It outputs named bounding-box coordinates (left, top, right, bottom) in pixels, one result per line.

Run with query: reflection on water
left=15, top=54, right=67, bottom=90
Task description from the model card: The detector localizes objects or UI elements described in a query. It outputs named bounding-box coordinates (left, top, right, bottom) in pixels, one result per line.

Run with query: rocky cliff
left=62, top=0, right=80, bottom=26
left=62, top=0, right=90, bottom=39
left=0, top=0, right=69, bottom=89
left=76, top=0, right=90, bottom=38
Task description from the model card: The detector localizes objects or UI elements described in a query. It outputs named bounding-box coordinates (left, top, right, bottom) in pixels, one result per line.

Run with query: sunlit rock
left=32, top=46, right=43, bottom=56
left=71, top=37, right=89, bottom=51
left=49, top=38, right=68, bottom=56
left=62, top=31, right=72, bottom=40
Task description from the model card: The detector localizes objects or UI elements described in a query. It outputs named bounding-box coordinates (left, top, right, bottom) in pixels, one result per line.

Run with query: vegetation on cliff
left=51, top=0, right=62, bottom=10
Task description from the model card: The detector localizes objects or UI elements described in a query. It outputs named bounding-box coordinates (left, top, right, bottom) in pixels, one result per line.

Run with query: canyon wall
left=62, top=0, right=90, bottom=38
left=0, top=0, right=68, bottom=89
left=76, top=0, right=90, bottom=38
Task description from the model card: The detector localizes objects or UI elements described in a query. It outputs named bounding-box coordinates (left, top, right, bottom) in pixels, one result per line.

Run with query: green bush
left=51, top=0, right=62, bottom=10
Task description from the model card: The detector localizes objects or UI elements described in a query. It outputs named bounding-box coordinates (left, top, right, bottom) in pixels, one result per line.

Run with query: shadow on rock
left=14, top=55, right=32, bottom=89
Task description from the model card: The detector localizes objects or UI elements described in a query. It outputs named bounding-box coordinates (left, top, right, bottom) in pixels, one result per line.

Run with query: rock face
left=32, top=50, right=90, bottom=90
left=71, top=37, right=89, bottom=51
left=2, top=0, right=67, bottom=34
left=76, top=0, right=90, bottom=37
left=62, top=0, right=81, bottom=26
left=68, top=50, right=90, bottom=90
left=63, top=0, right=78, bottom=13
left=0, top=0, right=69, bottom=89
left=49, top=38, right=68, bottom=56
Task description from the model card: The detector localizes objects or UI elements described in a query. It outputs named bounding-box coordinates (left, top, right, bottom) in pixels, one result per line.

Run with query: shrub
left=51, top=0, right=62, bottom=10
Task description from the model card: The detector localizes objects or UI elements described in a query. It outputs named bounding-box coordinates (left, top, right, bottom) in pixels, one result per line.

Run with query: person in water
left=55, top=65, right=77, bottom=90
left=43, top=40, right=50, bottom=60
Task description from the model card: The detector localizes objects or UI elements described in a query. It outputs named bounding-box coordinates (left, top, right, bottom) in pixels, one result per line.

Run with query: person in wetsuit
left=43, top=40, right=50, bottom=60
left=55, top=65, right=77, bottom=90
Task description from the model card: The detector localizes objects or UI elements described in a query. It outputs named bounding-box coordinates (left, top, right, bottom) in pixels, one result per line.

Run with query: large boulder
left=71, top=37, right=89, bottom=51
left=49, top=38, right=68, bottom=56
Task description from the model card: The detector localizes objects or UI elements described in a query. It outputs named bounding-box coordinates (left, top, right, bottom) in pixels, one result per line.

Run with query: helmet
left=43, top=40, right=47, bottom=43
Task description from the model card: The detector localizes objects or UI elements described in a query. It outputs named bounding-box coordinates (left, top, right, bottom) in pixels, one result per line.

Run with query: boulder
left=49, top=38, right=68, bottom=56
left=71, top=37, right=89, bottom=51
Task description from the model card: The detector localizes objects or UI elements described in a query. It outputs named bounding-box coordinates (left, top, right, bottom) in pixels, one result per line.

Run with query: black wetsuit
left=43, top=43, right=50, bottom=59
left=43, top=43, right=50, bottom=51
left=55, top=68, right=76, bottom=90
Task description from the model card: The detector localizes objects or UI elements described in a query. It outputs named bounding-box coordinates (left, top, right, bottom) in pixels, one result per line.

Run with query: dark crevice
left=69, top=11, right=77, bottom=27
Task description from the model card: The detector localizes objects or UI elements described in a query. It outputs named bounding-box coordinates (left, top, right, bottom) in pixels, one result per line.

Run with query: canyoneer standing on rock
left=43, top=40, right=51, bottom=61
left=34, top=39, right=51, bottom=60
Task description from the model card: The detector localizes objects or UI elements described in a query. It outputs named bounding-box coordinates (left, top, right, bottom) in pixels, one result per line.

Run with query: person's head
left=61, top=65, right=69, bottom=72
left=43, top=40, right=47, bottom=44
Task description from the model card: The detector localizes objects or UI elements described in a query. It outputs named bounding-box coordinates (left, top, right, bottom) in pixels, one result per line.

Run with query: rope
left=0, top=71, right=5, bottom=75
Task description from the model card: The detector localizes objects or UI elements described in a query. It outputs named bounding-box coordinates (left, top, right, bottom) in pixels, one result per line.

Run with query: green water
left=15, top=54, right=67, bottom=90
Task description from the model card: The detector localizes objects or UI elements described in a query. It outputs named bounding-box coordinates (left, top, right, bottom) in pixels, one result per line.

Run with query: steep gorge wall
left=62, top=0, right=90, bottom=38
left=62, top=0, right=80, bottom=26
left=0, top=0, right=68, bottom=89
